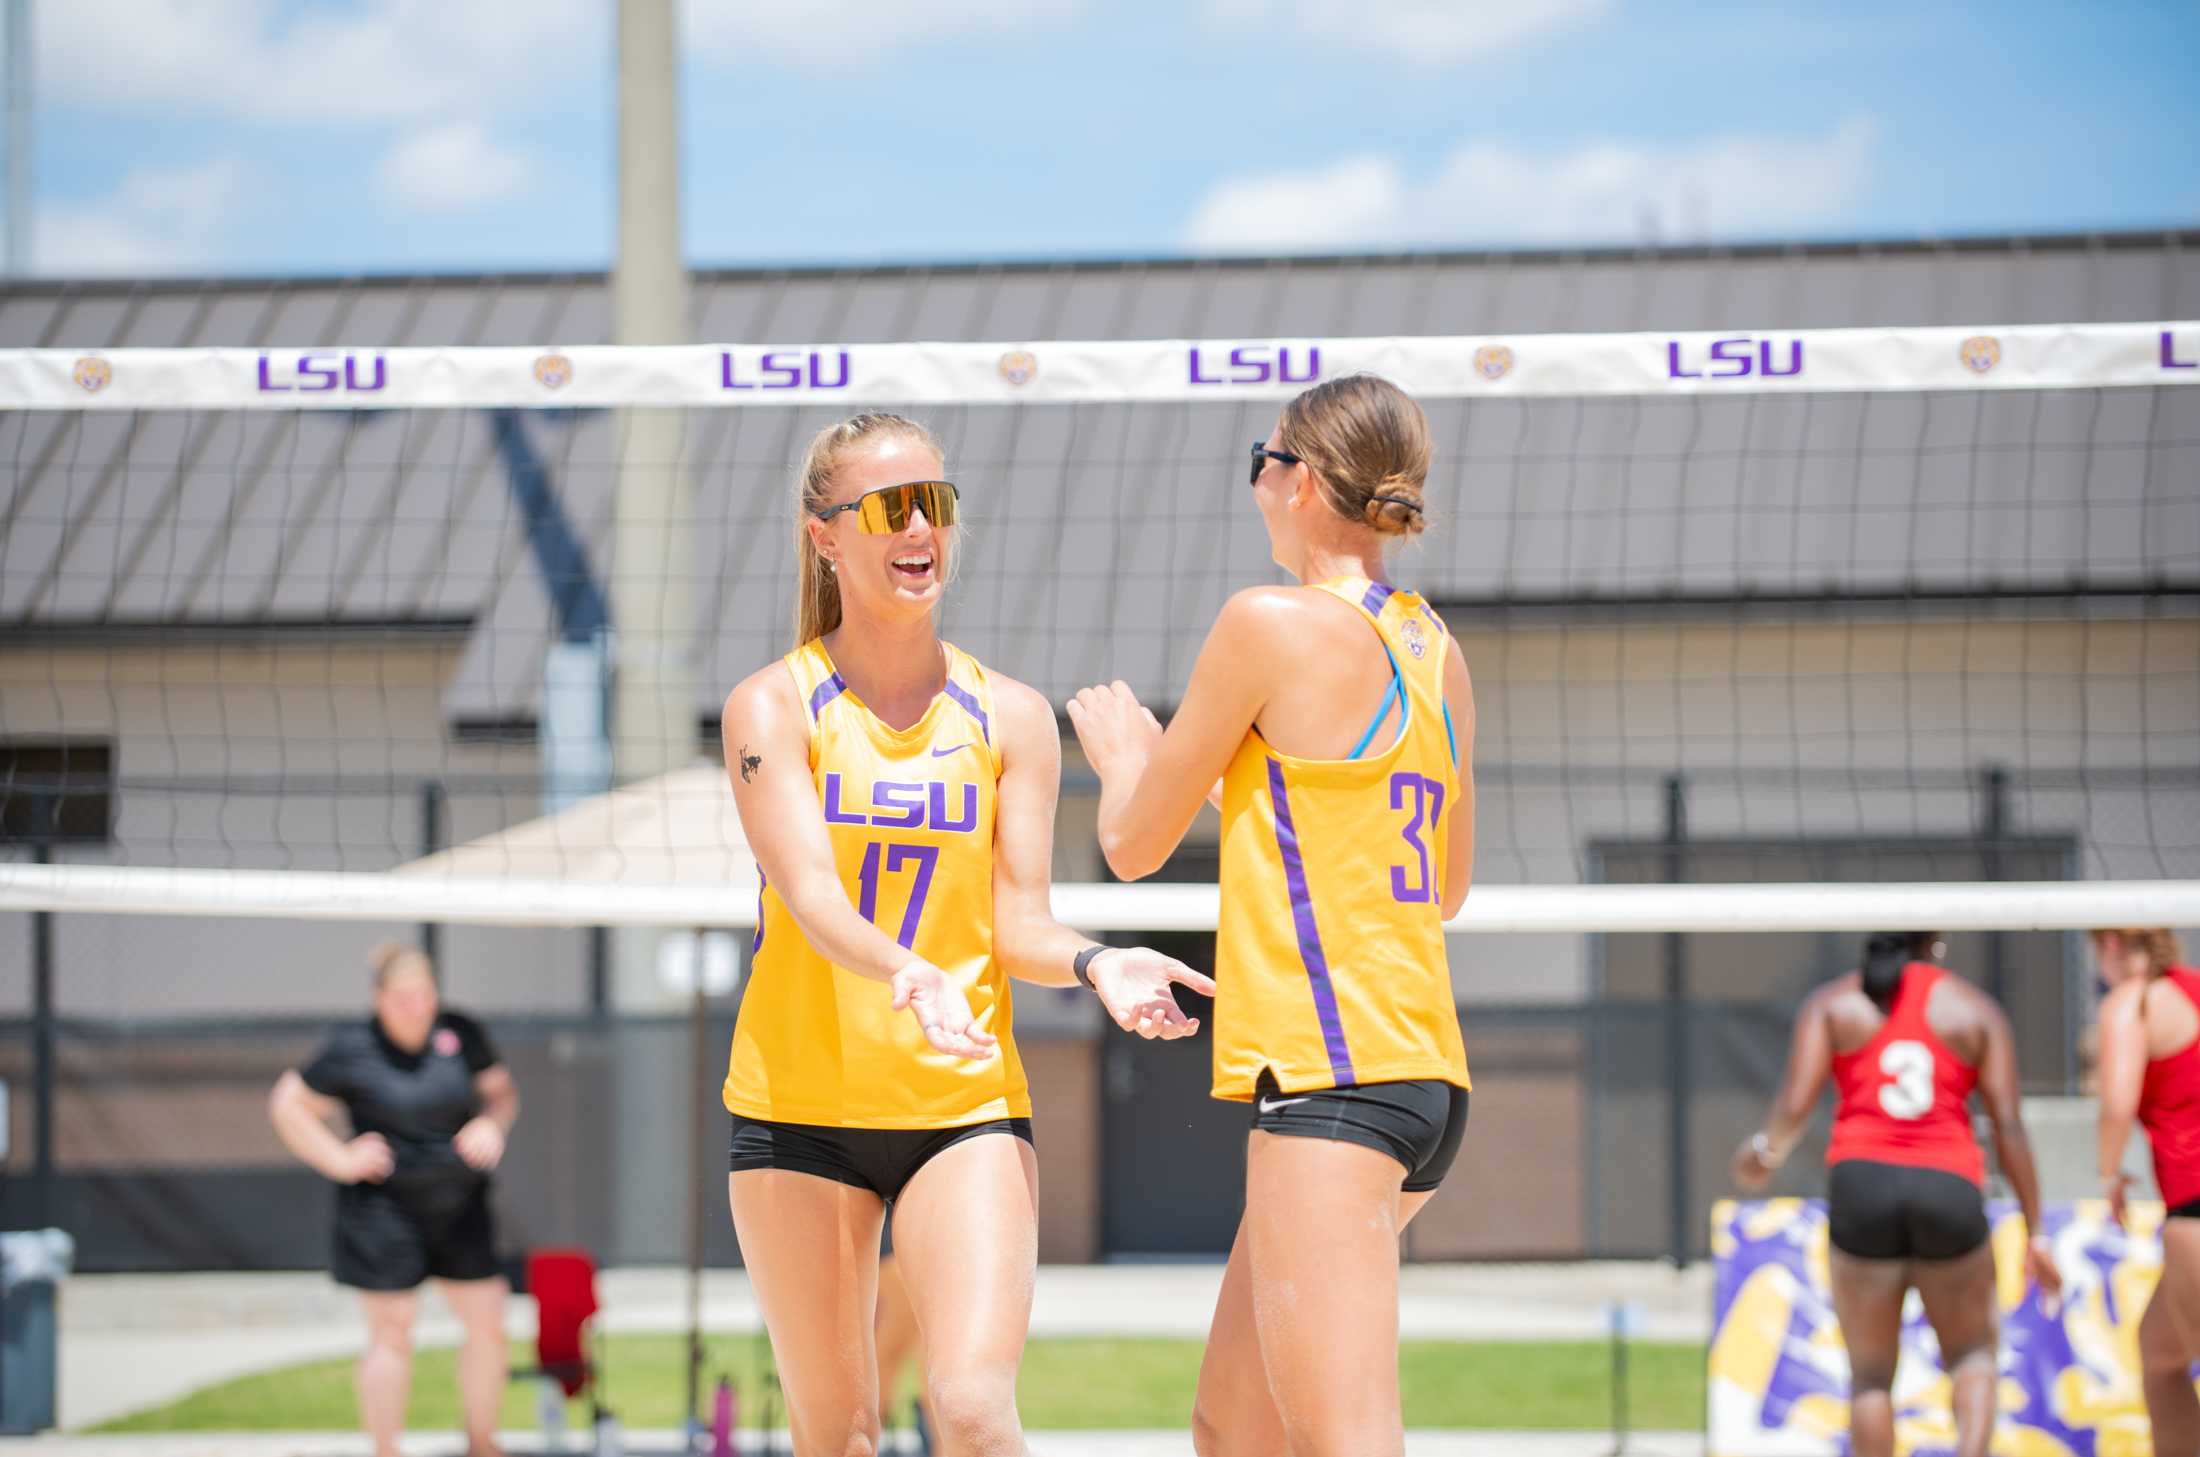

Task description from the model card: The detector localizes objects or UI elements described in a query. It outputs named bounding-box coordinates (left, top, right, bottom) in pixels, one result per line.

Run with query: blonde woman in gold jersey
left=1071, top=376, right=1475, bottom=1457
left=720, top=413, right=1213, bottom=1457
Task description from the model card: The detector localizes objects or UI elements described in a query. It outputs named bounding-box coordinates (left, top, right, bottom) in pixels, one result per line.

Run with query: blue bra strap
left=1442, top=700, right=1458, bottom=766
left=1348, top=645, right=1407, bottom=759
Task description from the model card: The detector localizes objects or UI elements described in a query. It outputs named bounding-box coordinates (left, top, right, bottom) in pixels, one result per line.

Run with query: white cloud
left=1183, top=117, right=1880, bottom=252
left=39, top=0, right=600, bottom=125
left=1204, top=0, right=1608, bottom=66
left=40, top=0, right=1069, bottom=108
left=376, top=122, right=539, bottom=216
left=37, top=157, right=253, bottom=276
left=681, top=0, right=1083, bottom=69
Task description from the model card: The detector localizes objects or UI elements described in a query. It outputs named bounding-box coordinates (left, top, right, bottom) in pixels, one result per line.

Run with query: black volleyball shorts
left=1826, top=1158, right=1990, bottom=1261
left=1250, top=1071, right=1470, bottom=1193
left=728, top=1115, right=1033, bottom=1204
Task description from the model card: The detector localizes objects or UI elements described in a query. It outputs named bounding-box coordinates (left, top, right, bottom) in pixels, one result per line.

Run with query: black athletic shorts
left=333, top=1174, right=501, bottom=1291
left=2169, top=1195, right=2200, bottom=1221
left=1250, top=1071, right=1469, bottom=1193
left=1826, top=1159, right=1990, bottom=1261
left=728, top=1115, right=1033, bottom=1204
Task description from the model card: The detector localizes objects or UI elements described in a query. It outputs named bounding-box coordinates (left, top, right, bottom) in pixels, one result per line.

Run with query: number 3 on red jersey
left=1877, top=1039, right=1935, bottom=1120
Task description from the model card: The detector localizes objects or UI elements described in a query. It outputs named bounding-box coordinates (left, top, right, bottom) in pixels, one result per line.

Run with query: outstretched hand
left=1066, top=681, right=1164, bottom=784
left=1088, top=947, right=1217, bottom=1040
left=891, top=960, right=999, bottom=1061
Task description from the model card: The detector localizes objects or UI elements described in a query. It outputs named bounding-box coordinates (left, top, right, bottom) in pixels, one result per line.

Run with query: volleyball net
left=3, top=320, right=2196, bottom=916
left=3, top=315, right=2198, bottom=1268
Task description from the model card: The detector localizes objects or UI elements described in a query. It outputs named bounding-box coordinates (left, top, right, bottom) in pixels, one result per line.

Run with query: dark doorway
left=1098, top=845, right=1247, bottom=1257
left=1100, top=952, right=1245, bottom=1256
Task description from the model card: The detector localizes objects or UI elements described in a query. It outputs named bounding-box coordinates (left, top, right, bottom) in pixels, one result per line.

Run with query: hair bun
left=1363, top=477, right=1427, bottom=537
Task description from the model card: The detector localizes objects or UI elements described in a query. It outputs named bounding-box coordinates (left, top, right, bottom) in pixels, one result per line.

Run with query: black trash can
left=0, top=1229, right=74, bottom=1434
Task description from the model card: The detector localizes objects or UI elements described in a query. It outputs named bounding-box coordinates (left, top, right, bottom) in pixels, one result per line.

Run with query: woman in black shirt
left=270, top=942, right=519, bottom=1457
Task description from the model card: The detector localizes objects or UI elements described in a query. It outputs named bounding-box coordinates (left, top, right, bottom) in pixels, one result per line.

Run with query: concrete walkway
left=0, top=1432, right=1708, bottom=1456
left=46, top=1262, right=1712, bottom=1441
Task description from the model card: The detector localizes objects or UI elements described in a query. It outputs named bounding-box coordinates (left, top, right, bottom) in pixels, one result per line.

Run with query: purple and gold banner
left=1711, top=1197, right=2166, bottom=1457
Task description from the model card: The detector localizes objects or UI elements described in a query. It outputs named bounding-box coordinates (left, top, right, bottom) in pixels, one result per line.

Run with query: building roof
left=4, top=231, right=2196, bottom=721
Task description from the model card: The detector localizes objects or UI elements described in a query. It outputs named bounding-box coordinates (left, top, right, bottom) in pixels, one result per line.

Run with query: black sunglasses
left=1249, top=441, right=1301, bottom=486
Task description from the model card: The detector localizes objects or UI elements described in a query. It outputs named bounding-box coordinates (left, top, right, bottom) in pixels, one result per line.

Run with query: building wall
left=4, top=612, right=2193, bottom=1264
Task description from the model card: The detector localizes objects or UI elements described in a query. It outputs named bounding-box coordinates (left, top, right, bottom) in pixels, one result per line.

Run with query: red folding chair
left=512, top=1247, right=602, bottom=1443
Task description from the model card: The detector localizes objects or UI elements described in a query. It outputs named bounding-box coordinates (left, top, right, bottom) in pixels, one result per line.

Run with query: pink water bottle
left=711, top=1375, right=736, bottom=1457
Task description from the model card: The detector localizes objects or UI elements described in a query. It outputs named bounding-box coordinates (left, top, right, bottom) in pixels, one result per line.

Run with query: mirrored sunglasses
left=812, top=480, right=960, bottom=534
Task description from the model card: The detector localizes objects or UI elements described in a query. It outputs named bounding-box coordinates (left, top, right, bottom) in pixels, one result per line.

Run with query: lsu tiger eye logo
left=533, top=352, right=574, bottom=391
left=73, top=356, right=112, bottom=394
left=1959, top=335, right=2002, bottom=375
left=1401, top=617, right=1430, bottom=660
left=997, top=350, right=1038, bottom=387
left=1472, top=344, right=1514, bottom=382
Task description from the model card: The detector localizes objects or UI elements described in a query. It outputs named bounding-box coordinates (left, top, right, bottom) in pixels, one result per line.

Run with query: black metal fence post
left=31, top=842, right=55, bottom=1229
left=1980, top=763, right=2011, bottom=1005
left=1663, top=774, right=1690, bottom=1267
left=418, top=781, right=445, bottom=964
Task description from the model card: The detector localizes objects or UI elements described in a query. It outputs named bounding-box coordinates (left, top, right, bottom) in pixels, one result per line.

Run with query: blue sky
left=16, top=0, right=2200, bottom=277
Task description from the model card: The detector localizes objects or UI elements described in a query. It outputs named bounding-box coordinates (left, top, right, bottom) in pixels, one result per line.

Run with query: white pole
left=611, top=0, right=693, bottom=788
left=5, top=0, right=31, bottom=275
left=610, top=0, right=695, bottom=1014
left=7, top=865, right=2200, bottom=936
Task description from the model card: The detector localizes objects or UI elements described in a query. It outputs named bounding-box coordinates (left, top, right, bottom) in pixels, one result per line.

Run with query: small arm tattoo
left=738, top=745, right=761, bottom=782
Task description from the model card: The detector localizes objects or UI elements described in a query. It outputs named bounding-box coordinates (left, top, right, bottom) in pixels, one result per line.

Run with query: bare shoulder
left=1923, top=972, right=2004, bottom=1065
left=720, top=660, right=804, bottom=750
left=1930, top=969, right=2007, bottom=1025
left=1813, top=972, right=1881, bottom=1047
left=2100, top=976, right=2148, bottom=1023
left=1812, top=973, right=1876, bottom=1026
left=1216, top=584, right=1319, bottom=638
left=986, top=670, right=1061, bottom=751
left=723, top=659, right=798, bottom=719
left=1809, top=972, right=1863, bottom=1013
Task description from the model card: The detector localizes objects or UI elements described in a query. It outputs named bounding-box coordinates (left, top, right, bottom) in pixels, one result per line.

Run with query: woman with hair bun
left=268, top=943, right=518, bottom=1457
left=2092, top=926, right=2200, bottom=1453
left=1069, top=375, right=1475, bottom=1456
left=1732, top=932, right=2058, bottom=1457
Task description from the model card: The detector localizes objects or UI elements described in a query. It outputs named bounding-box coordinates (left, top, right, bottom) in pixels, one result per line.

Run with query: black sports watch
left=1072, top=944, right=1114, bottom=989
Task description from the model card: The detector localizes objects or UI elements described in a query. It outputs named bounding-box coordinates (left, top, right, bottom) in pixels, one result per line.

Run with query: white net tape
left=4, top=322, right=2197, bottom=410
left=4, top=863, right=2197, bottom=934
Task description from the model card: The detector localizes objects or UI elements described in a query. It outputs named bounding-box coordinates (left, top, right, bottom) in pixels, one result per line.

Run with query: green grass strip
left=97, top=1334, right=1704, bottom=1433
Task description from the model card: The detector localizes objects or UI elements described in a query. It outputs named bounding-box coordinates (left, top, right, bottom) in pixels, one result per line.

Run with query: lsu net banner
left=1, top=322, right=2196, bottom=410
left=1711, top=1197, right=2165, bottom=1457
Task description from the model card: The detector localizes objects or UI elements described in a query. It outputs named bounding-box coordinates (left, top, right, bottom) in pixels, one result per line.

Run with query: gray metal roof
left=4, top=232, right=2196, bottom=720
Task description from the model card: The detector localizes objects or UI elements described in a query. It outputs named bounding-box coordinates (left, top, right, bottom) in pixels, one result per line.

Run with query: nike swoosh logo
left=931, top=743, right=979, bottom=758
left=1259, top=1096, right=1310, bottom=1113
